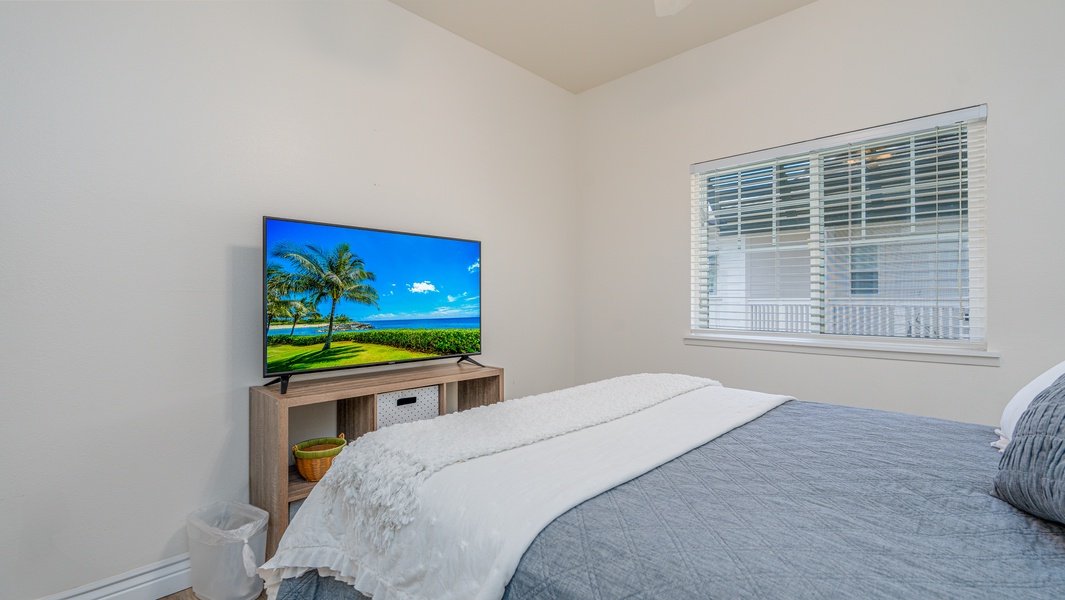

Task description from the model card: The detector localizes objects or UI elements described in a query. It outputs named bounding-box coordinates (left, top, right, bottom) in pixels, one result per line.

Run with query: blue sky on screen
left=266, top=219, right=481, bottom=322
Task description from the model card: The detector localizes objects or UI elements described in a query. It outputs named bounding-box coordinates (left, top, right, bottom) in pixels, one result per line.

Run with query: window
left=849, top=245, right=878, bottom=296
left=690, top=106, right=987, bottom=348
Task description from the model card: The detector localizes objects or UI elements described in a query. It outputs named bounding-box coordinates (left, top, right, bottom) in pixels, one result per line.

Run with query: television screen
left=263, top=217, right=481, bottom=378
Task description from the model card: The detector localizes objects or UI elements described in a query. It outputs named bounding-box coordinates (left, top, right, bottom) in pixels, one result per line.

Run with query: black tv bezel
left=262, top=216, right=482, bottom=380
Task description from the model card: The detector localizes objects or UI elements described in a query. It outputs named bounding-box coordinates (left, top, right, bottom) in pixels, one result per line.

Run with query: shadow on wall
left=290, top=1, right=411, bottom=77
left=223, top=244, right=265, bottom=497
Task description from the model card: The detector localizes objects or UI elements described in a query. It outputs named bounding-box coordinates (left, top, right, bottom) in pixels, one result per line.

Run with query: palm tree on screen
left=266, top=264, right=294, bottom=330
left=286, top=298, right=321, bottom=335
left=270, top=243, right=379, bottom=350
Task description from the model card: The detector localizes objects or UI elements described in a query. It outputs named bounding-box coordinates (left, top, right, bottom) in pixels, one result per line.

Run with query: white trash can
left=186, top=502, right=269, bottom=600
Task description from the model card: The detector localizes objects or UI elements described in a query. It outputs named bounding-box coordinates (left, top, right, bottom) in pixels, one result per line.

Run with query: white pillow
left=993, top=359, right=1065, bottom=451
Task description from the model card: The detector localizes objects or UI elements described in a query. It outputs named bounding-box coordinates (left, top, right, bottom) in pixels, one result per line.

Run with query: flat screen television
left=263, top=216, right=481, bottom=390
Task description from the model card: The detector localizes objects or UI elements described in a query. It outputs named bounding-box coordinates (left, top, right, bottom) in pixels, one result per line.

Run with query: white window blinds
left=691, top=106, right=987, bottom=345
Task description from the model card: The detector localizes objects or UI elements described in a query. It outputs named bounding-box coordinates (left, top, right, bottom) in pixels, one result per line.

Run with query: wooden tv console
left=249, top=362, right=504, bottom=558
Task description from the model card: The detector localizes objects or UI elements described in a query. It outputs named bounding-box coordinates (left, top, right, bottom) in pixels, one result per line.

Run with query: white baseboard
left=39, top=554, right=191, bottom=600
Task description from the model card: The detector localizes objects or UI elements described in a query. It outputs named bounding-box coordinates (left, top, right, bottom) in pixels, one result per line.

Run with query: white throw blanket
left=260, top=375, right=791, bottom=600
left=317, top=373, right=719, bottom=548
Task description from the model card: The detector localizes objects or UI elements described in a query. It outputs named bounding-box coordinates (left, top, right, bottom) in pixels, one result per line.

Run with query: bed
left=260, top=371, right=1065, bottom=599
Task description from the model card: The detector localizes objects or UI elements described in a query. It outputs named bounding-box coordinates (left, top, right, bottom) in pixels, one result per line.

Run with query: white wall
left=574, top=0, right=1065, bottom=425
left=0, top=2, right=576, bottom=598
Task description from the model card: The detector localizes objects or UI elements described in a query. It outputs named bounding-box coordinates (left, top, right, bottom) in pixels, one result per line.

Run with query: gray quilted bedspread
left=278, top=400, right=1065, bottom=599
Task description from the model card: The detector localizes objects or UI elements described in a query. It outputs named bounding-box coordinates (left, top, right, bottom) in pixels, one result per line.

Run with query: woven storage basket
left=292, top=433, right=346, bottom=482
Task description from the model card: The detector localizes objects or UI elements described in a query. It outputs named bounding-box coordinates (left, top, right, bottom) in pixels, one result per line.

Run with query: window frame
left=686, top=106, right=998, bottom=366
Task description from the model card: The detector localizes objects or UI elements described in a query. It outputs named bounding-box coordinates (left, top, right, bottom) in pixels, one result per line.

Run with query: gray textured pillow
left=994, top=372, right=1065, bottom=524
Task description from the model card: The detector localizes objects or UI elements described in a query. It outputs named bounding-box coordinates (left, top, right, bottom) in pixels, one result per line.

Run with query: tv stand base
left=457, top=355, right=485, bottom=367
left=264, top=375, right=291, bottom=394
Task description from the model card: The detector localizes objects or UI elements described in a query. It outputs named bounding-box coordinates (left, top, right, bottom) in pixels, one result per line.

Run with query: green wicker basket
left=292, top=433, right=346, bottom=481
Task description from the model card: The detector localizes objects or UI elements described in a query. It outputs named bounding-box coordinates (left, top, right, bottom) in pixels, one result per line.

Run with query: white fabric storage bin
left=377, top=385, right=439, bottom=429
left=186, top=502, right=268, bottom=600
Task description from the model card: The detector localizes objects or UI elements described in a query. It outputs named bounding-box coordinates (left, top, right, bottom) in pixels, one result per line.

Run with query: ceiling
left=388, top=0, right=817, bottom=93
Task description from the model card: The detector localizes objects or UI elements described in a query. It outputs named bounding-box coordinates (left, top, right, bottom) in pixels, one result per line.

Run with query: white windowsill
left=684, top=332, right=1000, bottom=366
